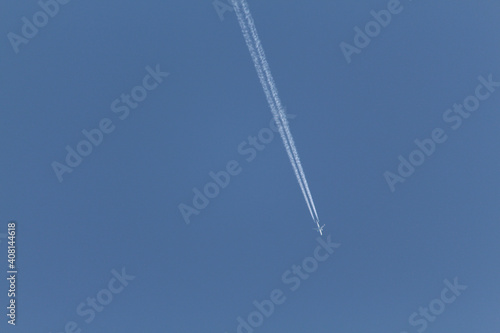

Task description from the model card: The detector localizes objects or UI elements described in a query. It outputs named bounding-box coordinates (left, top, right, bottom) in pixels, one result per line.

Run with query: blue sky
left=1, top=0, right=500, bottom=332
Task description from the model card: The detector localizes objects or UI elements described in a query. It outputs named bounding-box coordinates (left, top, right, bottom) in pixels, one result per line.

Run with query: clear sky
left=1, top=0, right=500, bottom=332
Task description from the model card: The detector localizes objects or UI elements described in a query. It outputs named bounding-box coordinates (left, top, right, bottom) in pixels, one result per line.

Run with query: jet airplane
left=314, top=224, right=325, bottom=235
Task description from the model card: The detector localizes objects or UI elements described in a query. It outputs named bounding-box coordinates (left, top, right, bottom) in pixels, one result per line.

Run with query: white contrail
left=232, top=0, right=321, bottom=231
left=239, top=0, right=319, bottom=223
left=231, top=0, right=315, bottom=222
left=239, top=0, right=320, bottom=223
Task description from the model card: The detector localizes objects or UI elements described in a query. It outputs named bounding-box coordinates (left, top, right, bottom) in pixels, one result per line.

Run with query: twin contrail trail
left=231, top=0, right=323, bottom=234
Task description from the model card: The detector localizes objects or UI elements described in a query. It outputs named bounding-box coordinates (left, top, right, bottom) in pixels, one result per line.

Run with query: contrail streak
left=239, top=0, right=319, bottom=222
left=231, top=0, right=322, bottom=233
left=231, top=0, right=314, bottom=221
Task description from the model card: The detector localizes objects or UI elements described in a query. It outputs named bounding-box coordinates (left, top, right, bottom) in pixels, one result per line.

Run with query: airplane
left=313, top=224, right=325, bottom=235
